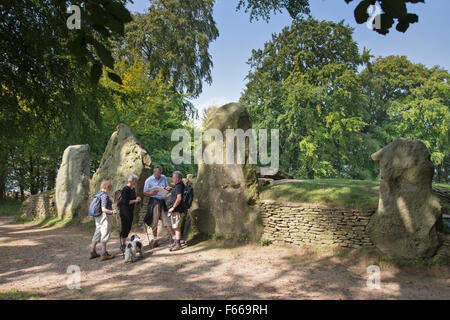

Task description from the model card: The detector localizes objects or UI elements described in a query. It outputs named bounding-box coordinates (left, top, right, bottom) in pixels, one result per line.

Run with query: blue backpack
left=89, top=192, right=103, bottom=217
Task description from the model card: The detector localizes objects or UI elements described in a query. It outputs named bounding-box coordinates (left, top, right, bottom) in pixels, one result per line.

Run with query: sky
left=126, top=0, right=450, bottom=116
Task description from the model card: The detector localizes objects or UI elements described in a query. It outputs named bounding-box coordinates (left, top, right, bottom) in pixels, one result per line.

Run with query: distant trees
left=241, top=18, right=449, bottom=181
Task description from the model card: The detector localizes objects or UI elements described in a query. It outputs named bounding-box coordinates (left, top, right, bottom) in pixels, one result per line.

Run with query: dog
left=124, top=234, right=143, bottom=263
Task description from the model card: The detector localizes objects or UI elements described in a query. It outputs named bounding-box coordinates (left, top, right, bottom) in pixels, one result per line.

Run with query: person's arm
left=143, top=179, right=158, bottom=196
left=164, top=177, right=173, bottom=191
left=101, top=194, right=116, bottom=214
left=169, top=194, right=182, bottom=213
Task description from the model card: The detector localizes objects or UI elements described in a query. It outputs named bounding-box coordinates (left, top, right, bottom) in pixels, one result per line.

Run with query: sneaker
left=101, top=252, right=115, bottom=261
left=89, top=251, right=100, bottom=259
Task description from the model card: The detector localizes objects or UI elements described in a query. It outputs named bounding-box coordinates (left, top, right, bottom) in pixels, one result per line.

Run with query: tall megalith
left=90, top=124, right=151, bottom=217
left=55, top=144, right=91, bottom=220
left=368, top=138, right=442, bottom=258
left=190, top=103, right=262, bottom=240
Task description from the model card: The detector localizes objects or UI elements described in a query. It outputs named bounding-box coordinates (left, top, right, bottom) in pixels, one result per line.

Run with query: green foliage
left=100, top=52, right=197, bottom=175
left=117, top=0, right=219, bottom=99
left=259, top=236, right=271, bottom=246
left=242, top=18, right=449, bottom=182
left=241, top=18, right=371, bottom=179
left=0, top=200, right=22, bottom=216
left=259, top=179, right=380, bottom=210
left=237, top=0, right=310, bottom=22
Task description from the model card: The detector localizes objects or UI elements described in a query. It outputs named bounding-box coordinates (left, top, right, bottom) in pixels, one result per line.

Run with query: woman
left=90, top=180, right=117, bottom=261
left=119, top=174, right=142, bottom=252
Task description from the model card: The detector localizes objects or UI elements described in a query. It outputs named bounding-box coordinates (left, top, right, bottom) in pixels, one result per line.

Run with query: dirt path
left=0, top=216, right=449, bottom=300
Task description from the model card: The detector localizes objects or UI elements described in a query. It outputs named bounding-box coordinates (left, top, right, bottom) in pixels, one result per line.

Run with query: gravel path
left=0, top=216, right=449, bottom=300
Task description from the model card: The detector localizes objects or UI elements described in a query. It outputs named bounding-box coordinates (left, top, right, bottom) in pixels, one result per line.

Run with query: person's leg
left=90, top=216, right=102, bottom=258
left=100, top=214, right=114, bottom=260
left=119, top=213, right=127, bottom=247
left=170, top=213, right=184, bottom=251
left=151, top=205, right=161, bottom=246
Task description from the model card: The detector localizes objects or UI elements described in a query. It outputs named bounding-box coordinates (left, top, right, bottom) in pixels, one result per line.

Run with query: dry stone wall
left=259, top=200, right=375, bottom=248
left=20, top=193, right=56, bottom=220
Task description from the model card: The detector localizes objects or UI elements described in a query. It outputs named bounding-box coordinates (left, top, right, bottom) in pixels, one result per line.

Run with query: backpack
left=113, top=189, right=122, bottom=206
left=89, top=192, right=103, bottom=217
left=181, top=183, right=194, bottom=211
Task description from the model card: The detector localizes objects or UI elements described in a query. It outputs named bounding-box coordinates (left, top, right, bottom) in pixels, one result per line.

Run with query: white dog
left=124, top=234, right=143, bottom=263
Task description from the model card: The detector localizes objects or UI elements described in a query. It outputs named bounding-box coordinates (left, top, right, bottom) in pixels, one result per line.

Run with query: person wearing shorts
left=167, top=171, right=186, bottom=252
left=90, top=180, right=117, bottom=261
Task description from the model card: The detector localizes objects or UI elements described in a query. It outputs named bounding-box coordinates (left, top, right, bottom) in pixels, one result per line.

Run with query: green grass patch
left=0, top=199, right=22, bottom=216
left=0, top=288, right=41, bottom=300
left=434, top=182, right=450, bottom=189
left=260, top=179, right=379, bottom=210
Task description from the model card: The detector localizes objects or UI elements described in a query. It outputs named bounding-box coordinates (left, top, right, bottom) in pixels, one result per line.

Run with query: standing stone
left=368, top=138, right=442, bottom=258
left=90, top=124, right=151, bottom=218
left=55, top=145, right=90, bottom=220
left=190, top=103, right=262, bottom=240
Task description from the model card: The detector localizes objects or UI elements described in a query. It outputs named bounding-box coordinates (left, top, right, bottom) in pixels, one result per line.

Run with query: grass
left=259, top=179, right=380, bottom=210
left=434, top=182, right=450, bottom=189
left=0, top=199, right=22, bottom=216
left=0, top=288, right=41, bottom=300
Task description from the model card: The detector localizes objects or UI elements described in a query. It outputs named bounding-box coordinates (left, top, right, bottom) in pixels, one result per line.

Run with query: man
left=167, top=171, right=186, bottom=252
left=143, top=165, right=173, bottom=247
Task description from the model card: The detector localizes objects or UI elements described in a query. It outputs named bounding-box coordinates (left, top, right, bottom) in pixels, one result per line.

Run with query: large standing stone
left=90, top=124, right=151, bottom=217
left=55, top=144, right=90, bottom=220
left=190, top=103, right=262, bottom=240
left=368, top=138, right=442, bottom=258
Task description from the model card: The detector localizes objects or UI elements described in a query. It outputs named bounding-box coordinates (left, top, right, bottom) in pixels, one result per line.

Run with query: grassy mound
left=259, top=179, right=380, bottom=210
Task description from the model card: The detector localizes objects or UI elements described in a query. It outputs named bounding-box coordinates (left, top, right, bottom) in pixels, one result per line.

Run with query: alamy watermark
left=366, top=265, right=381, bottom=290
left=66, top=265, right=81, bottom=290
left=366, top=4, right=382, bottom=31
left=67, top=5, right=81, bottom=30
left=171, top=129, right=280, bottom=169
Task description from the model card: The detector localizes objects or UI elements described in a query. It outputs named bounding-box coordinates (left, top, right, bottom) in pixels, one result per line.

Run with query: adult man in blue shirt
left=143, top=165, right=174, bottom=247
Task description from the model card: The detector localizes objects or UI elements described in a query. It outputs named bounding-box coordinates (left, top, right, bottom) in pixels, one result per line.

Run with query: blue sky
left=126, top=0, right=450, bottom=116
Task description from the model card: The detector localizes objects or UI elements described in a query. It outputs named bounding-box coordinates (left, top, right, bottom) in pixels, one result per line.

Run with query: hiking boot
left=90, top=251, right=100, bottom=259
left=150, top=239, right=159, bottom=248
left=101, top=252, right=115, bottom=261
left=170, top=243, right=182, bottom=252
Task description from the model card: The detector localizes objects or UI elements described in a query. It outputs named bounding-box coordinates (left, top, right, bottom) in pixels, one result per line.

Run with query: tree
left=117, top=0, right=219, bottom=100
left=241, top=18, right=371, bottom=178
left=360, top=56, right=449, bottom=181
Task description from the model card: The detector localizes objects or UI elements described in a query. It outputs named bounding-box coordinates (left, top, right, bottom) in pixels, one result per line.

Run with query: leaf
left=104, top=1, right=133, bottom=23
left=91, top=39, right=114, bottom=69
left=90, top=61, right=103, bottom=84
left=107, top=72, right=123, bottom=85
left=354, top=0, right=371, bottom=24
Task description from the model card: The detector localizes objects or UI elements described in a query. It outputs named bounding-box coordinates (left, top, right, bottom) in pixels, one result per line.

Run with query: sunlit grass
left=260, top=179, right=380, bottom=210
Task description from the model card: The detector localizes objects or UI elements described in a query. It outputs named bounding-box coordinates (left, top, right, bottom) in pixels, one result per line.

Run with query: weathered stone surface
left=90, top=124, right=151, bottom=217
left=368, top=138, right=442, bottom=259
left=55, top=144, right=90, bottom=220
left=190, top=103, right=262, bottom=240
left=21, top=193, right=56, bottom=220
